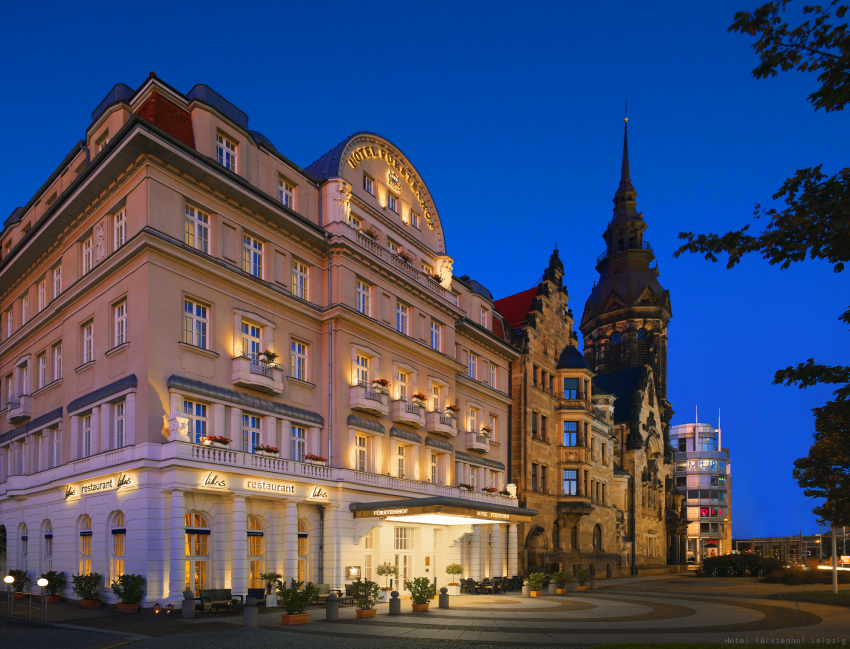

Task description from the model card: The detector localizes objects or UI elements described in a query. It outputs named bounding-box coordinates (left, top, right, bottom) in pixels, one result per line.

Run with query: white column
left=125, top=392, right=136, bottom=446
left=284, top=501, right=298, bottom=582
left=499, top=524, right=508, bottom=576
left=168, top=491, right=186, bottom=600
left=324, top=504, right=341, bottom=589
left=211, top=404, right=226, bottom=438
left=231, top=408, right=242, bottom=451
left=100, top=403, right=112, bottom=452
left=470, top=525, right=481, bottom=580
left=271, top=504, right=285, bottom=576
left=491, top=524, right=503, bottom=577
left=480, top=521, right=489, bottom=577
left=90, top=406, right=100, bottom=455
left=231, top=495, right=248, bottom=598
left=508, top=523, right=518, bottom=577
left=70, top=415, right=79, bottom=460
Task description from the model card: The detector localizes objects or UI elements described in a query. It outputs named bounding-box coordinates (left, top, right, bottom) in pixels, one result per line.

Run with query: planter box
left=265, top=594, right=278, bottom=607
left=117, top=602, right=139, bottom=613
left=256, top=451, right=279, bottom=458
left=281, top=613, right=310, bottom=625
left=81, top=599, right=101, bottom=608
left=45, top=595, right=61, bottom=603
left=529, top=591, right=541, bottom=597
left=378, top=590, right=391, bottom=603
left=411, top=603, right=430, bottom=612
left=555, top=588, right=566, bottom=595
left=13, top=593, right=26, bottom=599
left=577, top=585, right=587, bottom=591
left=356, top=608, right=377, bottom=618
left=202, top=441, right=230, bottom=450
left=446, top=584, right=460, bottom=596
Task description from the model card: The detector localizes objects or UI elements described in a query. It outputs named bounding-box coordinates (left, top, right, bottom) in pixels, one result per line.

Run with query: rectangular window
left=6, top=310, right=11, bottom=337
left=114, top=302, right=128, bottom=347
left=564, top=377, right=579, bottom=399
left=429, top=322, right=441, bottom=351
left=291, top=341, right=308, bottom=381
left=541, top=465, right=547, bottom=494
left=278, top=178, right=294, bottom=209
left=396, top=303, right=408, bottom=335
left=364, top=175, right=374, bottom=195
left=184, top=400, right=207, bottom=443
left=82, top=237, right=93, bottom=275
left=115, top=401, right=126, bottom=448
left=241, top=320, right=261, bottom=362
left=430, top=452, right=438, bottom=483
left=397, top=445, right=405, bottom=478
left=356, top=280, right=371, bottom=316
left=113, top=530, right=125, bottom=579
left=431, top=384, right=440, bottom=411
left=216, top=133, right=237, bottom=171
left=291, top=425, right=306, bottom=461
left=355, top=354, right=369, bottom=385
left=541, top=415, right=547, bottom=442
left=364, top=553, right=373, bottom=581
left=388, top=194, right=398, bottom=213
left=53, top=267, right=62, bottom=298
left=489, top=415, right=497, bottom=443
left=114, top=209, right=126, bottom=249
left=53, top=344, right=62, bottom=380
left=347, top=212, right=362, bottom=229
left=22, top=296, right=28, bottom=325
left=291, top=260, right=308, bottom=299
left=242, top=414, right=261, bottom=453
left=532, top=463, right=538, bottom=492
left=397, top=370, right=408, bottom=400
left=243, top=235, right=263, bottom=278
left=468, top=353, right=477, bottom=380
left=54, top=431, right=61, bottom=466
left=393, top=527, right=412, bottom=550
left=532, top=412, right=538, bottom=438
left=184, top=205, right=209, bottom=254
left=563, top=421, right=578, bottom=446
left=468, top=407, right=478, bottom=433
left=410, top=210, right=420, bottom=228
left=38, top=280, right=46, bottom=312
left=83, top=414, right=92, bottom=458
left=183, top=300, right=208, bottom=348
left=563, top=469, right=578, bottom=495
left=355, top=434, right=367, bottom=472
left=37, top=354, right=46, bottom=389
left=489, top=363, right=497, bottom=389
left=83, top=323, right=94, bottom=364
left=387, top=240, right=400, bottom=255
left=480, top=307, right=488, bottom=327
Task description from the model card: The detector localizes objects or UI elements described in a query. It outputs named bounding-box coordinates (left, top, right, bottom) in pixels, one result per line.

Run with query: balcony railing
left=7, top=393, right=32, bottom=423
left=241, top=353, right=275, bottom=378
left=8, top=394, right=22, bottom=410
left=464, top=431, right=490, bottom=452
left=350, top=382, right=387, bottom=416
left=360, top=382, right=384, bottom=402
left=232, top=354, right=283, bottom=394
left=597, top=240, right=652, bottom=263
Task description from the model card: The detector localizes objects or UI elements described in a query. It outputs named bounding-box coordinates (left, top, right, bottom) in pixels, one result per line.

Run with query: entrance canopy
left=350, top=496, right=536, bottom=526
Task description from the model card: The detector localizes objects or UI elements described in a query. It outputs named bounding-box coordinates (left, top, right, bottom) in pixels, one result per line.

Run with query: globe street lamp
left=4, top=575, right=14, bottom=620
left=36, top=578, right=48, bottom=623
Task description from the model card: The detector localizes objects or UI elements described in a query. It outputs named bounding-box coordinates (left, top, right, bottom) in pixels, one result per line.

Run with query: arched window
left=248, top=516, right=264, bottom=589
left=637, top=328, right=647, bottom=364
left=185, top=513, right=210, bottom=596
left=79, top=515, right=92, bottom=574
left=42, top=521, right=53, bottom=573
left=19, top=523, right=28, bottom=573
left=112, top=512, right=126, bottom=580
left=297, top=520, right=309, bottom=583
left=609, top=332, right=622, bottom=371
left=593, top=524, right=603, bottom=551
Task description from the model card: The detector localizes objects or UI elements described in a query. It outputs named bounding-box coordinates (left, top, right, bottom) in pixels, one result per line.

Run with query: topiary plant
left=111, top=573, right=145, bottom=604
left=7, top=569, right=28, bottom=593
left=376, top=562, right=398, bottom=591
left=276, top=578, right=317, bottom=615
left=405, top=577, right=436, bottom=605
left=350, top=577, right=381, bottom=610
left=40, top=571, right=66, bottom=596
left=575, top=568, right=588, bottom=586
left=553, top=571, right=571, bottom=588
left=445, top=563, right=463, bottom=585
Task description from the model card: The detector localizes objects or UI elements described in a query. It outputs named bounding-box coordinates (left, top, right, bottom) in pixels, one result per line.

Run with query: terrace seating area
left=460, top=576, right=523, bottom=595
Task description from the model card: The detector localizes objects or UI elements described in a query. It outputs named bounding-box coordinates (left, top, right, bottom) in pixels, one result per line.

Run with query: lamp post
left=36, top=578, right=48, bottom=624
left=4, top=575, right=14, bottom=620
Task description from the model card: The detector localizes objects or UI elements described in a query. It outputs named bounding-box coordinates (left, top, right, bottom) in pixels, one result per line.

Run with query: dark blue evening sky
left=2, top=0, right=848, bottom=538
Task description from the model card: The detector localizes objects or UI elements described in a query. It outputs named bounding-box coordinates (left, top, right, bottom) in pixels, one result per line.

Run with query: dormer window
left=216, top=134, right=237, bottom=172
left=279, top=179, right=294, bottom=209
left=97, top=131, right=109, bottom=152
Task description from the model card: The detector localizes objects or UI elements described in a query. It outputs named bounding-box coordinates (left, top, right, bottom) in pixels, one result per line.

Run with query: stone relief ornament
left=334, top=179, right=351, bottom=222
left=167, top=413, right=190, bottom=442
left=506, top=483, right=518, bottom=498
left=387, top=170, right=401, bottom=191
left=435, top=256, right=454, bottom=290
left=95, top=222, right=105, bottom=261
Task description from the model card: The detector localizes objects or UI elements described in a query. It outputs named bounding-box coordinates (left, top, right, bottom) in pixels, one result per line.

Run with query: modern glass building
left=669, top=423, right=731, bottom=562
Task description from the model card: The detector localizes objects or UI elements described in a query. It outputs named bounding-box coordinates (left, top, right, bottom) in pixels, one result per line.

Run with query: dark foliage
left=764, top=567, right=850, bottom=584
left=701, top=553, right=784, bottom=576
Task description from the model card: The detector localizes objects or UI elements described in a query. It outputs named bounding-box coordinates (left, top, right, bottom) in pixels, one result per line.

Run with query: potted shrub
left=376, top=563, right=398, bottom=602
left=358, top=225, right=379, bottom=241
left=277, top=578, right=317, bottom=625
left=405, top=576, right=436, bottom=612
left=411, top=392, right=427, bottom=407
left=41, top=570, right=66, bottom=602
left=445, top=563, right=463, bottom=595
left=303, top=453, right=328, bottom=466
left=575, top=568, right=588, bottom=591
left=553, top=571, right=570, bottom=595
left=260, top=572, right=282, bottom=607
left=8, top=569, right=28, bottom=598
left=111, top=573, right=145, bottom=612
left=200, top=435, right=231, bottom=449
left=528, top=572, right=546, bottom=597
left=259, top=349, right=278, bottom=364
left=72, top=572, right=102, bottom=608
left=370, top=378, right=390, bottom=393
left=445, top=404, right=460, bottom=415
left=350, top=576, right=380, bottom=618
left=255, top=444, right=279, bottom=457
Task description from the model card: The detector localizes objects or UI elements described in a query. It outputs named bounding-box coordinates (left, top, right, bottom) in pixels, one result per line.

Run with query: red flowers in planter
left=201, top=436, right=231, bottom=445
left=255, top=444, right=279, bottom=453
left=371, top=378, right=390, bottom=387
left=445, top=404, right=461, bottom=413
left=411, top=392, right=427, bottom=401
left=481, top=487, right=498, bottom=493
left=304, top=453, right=328, bottom=463
left=359, top=226, right=379, bottom=241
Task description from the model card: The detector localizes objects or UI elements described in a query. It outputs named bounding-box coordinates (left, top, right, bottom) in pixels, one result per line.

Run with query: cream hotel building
left=0, top=73, right=534, bottom=604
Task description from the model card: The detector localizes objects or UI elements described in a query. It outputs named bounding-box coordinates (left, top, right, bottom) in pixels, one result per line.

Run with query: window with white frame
left=184, top=400, right=207, bottom=443
left=6, top=310, right=11, bottom=337
left=480, top=307, right=488, bottom=327
left=355, top=354, right=369, bottom=385
left=115, top=401, right=126, bottom=448
left=243, top=234, right=263, bottom=278
left=216, top=133, right=237, bottom=171
left=468, top=353, right=477, bottom=379
left=114, top=301, right=128, bottom=347
left=38, top=280, right=46, bottom=312
left=470, top=467, right=477, bottom=489
left=430, top=322, right=441, bottom=351
left=114, top=209, right=126, bottom=249
left=387, top=239, right=400, bottom=255
left=82, top=322, right=94, bottom=364
left=410, top=210, right=420, bottom=228
left=396, top=303, right=408, bottom=335
left=83, top=414, right=92, bottom=457
left=489, top=363, right=497, bottom=389
left=356, top=280, right=371, bottom=316
left=22, top=296, right=28, bottom=325
left=43, top=522, right=53, bottom=572
left=297, top=520, right=309, bottom=582
left=364, top=175, right=374, bottom=195
left=388, top=194, right=398, bottom=213
left=431, top=383, right=441, bottom=411
left=183, top=300, right=208, bottom=348
left=50, top=268, right=61, bottom=302
left=37, top=353, right=46, bottom=389
left=82, top=237, right=93, bottom=275
left=355, top=434, right=367, bottom=472
left=53, top=344, right=62, bottom=381
left=393, top=527, right=412, bottom=550
left=242, top=414, right=261, bottom=453
left=291, top=425, right=306, bottom=462
left=430, top=453, right=438, bottom=483
left=22, top=364, right=28, bottom=395
left=38, top=434, right=44, bottom=472
left=248, top=516, right=264, bottom=589
left=468, top=406, right=478, bottom=433
left=291, top=260, right=308, bottom=299
left=278, top=178, right=294, bottom=209
left=396, top=370, right=408, bottom=400
left=184, top=205, right=209, bottom=253
left=347, top=212, right=362, bottom=229
left=97, top=131, right=109, bottom=152
left=291, top=340, right=308, bottom=380
left=53, top=430, right=61, bottom=466
left=241, top=320, right=261, bottom=362
left=364, top=553, right=373, bottom=581
left=488, top=415, right=497, bottom=443
left=79, top=516, right=92, bottom=574
left=397, top=444, right=406, bottom=478
left=112, top=512, right=125, bottom=579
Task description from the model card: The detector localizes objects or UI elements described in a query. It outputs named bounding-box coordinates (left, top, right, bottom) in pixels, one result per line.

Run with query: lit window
left=248, top=517, right=264, bottom=589
left=114, top=301, right=128, bottom=347
left=355, top=434, right=367, bottom=472
left=396, top=303, right=408, bottom=335
left=468, top=353, right=477, bottom=380
left=83, top=414, right=92, bottom=458
left=291, top=341, right=308, bottom=381
left=112, top=513, right=125, bottom=579
left=480, top=308, right=488, bottom=327
left=53, top=267, right=62, bottom=298
left=364, top=175, right=374, bottom=195
left=185, top=513, right=209, bottom=596
left=291, top=425, right=306, bottom=462
left=397, top=370, right=408, bottom=401
left=355, top=354, right=369, bottom=385
left=53, top=344, right=62, bottom=381
left=297, top=520, right=309, bottom=582
left=183, top=300, right=208, bottom=348
left=38, top=280, right=46, bottom=312
left=489, top=363, right=497, bottom=389
left=394, top=527, right=412, bottom=550
left=388, top=194, right=398, bottom=213
left=356, top=280, right=371, bottom=316
left=83, top=323, right=94, bottom=364
left=242, top=414, right=261, bottom=453
left=241, top=320, right=261, bottom=362
left=243, top=235, right=263, bottom=278
left=114, top=209, right=126, bottom=249
left=410, top=210, right=420, bottom=228
left=216, top=134, right=237, bottom=171
left=82, top=237, right=93, bottom=275
left=22, top=296, right=28, bottom=325
left=279, top=179, right=294, bottom=209
left=37, top=354, right=46, bottom=389
left=291, top=260, right=309, bottom=299
left=79, top=515, right=92, bottom=574
left=430, top=322, right=441, bottom=351
left=184, top=400, right=208, bottom=443
left=115, top=401, right=126, bottom=448
left=184, top=206, right=209, bottom=253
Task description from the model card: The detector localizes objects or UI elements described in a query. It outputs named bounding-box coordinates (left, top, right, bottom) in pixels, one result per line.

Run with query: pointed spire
left=621, top=103, right=630, bottom=182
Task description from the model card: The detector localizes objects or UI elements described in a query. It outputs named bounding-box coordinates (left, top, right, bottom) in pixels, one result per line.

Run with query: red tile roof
left=490, top=314, right=508, bottom=341
left=135, top=89, right=195, bottom=150
left=494, top=287, right=538, bottom=330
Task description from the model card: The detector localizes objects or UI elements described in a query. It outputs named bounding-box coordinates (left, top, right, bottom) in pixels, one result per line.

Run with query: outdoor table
left=212, top=600, right=243, bottom=616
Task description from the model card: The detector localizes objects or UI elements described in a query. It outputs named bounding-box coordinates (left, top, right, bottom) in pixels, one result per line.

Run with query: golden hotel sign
left=354, top=504, right=531, bottom=523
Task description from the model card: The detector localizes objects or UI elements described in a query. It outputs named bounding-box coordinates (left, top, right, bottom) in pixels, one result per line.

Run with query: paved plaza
left=5, top=574, right=850, bottom=648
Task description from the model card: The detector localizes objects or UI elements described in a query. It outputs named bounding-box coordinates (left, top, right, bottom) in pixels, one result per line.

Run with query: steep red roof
left=490, top=314, right=508, bottom=341
left=135, top=89, right=195, bottom=150
left=494, top=287, right=538, bottom=330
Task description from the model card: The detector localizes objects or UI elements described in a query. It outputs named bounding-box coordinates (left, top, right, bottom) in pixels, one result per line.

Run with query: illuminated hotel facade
left=0, top=73, right=532, bottom=605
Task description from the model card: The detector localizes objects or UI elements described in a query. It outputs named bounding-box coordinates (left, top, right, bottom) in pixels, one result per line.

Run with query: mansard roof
left=556, top=344, right=592, bottom=371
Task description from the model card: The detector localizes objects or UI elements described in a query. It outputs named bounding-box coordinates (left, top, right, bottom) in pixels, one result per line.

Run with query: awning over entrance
left=350, top=496, right=536, bottom=526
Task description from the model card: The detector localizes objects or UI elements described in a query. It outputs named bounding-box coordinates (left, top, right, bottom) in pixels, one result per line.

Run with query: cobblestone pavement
left=2, top=622, right=131, bottom=649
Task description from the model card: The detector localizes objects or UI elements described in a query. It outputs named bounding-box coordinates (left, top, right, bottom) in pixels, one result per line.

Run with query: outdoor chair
left=312, top=583, right=331, bottom=606
left=196, top=589, right=244, bottom=616
left=246, top=588, right=267, bottom=609
left=462, top=578, right=477, bottom=594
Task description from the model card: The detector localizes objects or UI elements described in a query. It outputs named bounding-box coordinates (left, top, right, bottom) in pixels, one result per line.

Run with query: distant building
left=669, top=423, right=731, bottom=561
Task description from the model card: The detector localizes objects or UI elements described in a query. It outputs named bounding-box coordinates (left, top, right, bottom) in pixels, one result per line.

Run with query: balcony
left=391, top=399, right=425, bottom=428
left=7, top=394, right=32, bottom=424
left=465, top=431, right=490, bottom=453
left=555, top=398, right=591, bottom=413
left=349, top=382, right=388, bottom=417
left=557, top=496, right=594, bottom=525
left=231, top=355, right=283, bottom=394
left=426, top=411, right=457, bottom=436
left=559, top=445, right=591, bottom=465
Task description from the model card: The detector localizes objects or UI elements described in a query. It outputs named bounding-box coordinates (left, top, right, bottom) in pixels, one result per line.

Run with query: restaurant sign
left=354, top=504, right=531, bottom=523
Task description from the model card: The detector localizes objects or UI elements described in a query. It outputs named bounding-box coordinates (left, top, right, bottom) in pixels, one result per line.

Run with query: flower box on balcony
left=304, top=454, right=327, bottom=466
left=255, top=445, right=279, bottom=457
left=201, top=436, right=231, bottom=449
left=457, top=484, right=473, bottom=492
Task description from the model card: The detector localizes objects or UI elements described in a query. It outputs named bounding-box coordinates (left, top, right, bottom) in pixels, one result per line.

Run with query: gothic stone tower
left=579, top=118, right=674, bottom=435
